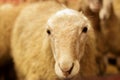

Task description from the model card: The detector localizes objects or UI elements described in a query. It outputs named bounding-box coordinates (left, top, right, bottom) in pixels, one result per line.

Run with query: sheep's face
left=86, top=0, right=102, bottom=12
left=47, top=9, right=91, bottom=79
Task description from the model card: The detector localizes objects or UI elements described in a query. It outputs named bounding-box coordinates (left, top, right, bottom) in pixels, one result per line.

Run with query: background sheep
left=78, top=0, right=111, bottom=56
left=0, top=0, right=40, bottom=68
left=79, top=0, right=112, bottom=20
left=93, top=1, right=120, bottom=74
left=11, top=1, right=99, bottom=80
left=0, top=3, right=23, bottom=66
left=81, top=0, right=120, bottom=74
left=0, top=0, right=35, bottom=67
left=0, top=3, right=31, bottom=80
left=78, top=0, right=120, bottom=75
left=0, top=3, right=21, bottom=80
left=100, top=0, right=120, bottom=64
left=0, top=1, right=52, bottom=79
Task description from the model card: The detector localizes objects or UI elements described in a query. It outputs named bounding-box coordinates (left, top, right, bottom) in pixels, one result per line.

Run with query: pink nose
left=59, top=63, right=74, bottom=77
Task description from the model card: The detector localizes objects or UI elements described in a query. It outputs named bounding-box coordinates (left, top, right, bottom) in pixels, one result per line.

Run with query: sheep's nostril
left=60, top=63, right=74, bottom=76
left=67, top=63, right=74, bottom=74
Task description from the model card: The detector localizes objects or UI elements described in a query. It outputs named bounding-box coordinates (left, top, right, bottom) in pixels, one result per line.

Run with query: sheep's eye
left=47, top=29, right=51, bottom=35
left=82, top=26, right=88, bottom=33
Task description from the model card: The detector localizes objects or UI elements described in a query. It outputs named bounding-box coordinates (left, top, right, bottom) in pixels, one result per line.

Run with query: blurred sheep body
left=81, top=0, right=112, bottom=20
left=101, top=2, right=120, bottom=55
left=11, top=1, right=99, bottom=80
left=79, top=0, right=114, bottom=75
left=0, top=3, right=26, bottom=66
left=81, top=0, right=120, bottom=74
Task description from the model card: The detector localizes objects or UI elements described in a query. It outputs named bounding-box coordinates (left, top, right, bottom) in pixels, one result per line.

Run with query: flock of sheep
left=0, top=0, right=120, bottom=80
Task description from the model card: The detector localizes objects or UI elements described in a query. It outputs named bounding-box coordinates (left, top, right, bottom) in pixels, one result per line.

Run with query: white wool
left=47, top=9, right=87, bottom=29
left=55, top=8, right=80, bottom=16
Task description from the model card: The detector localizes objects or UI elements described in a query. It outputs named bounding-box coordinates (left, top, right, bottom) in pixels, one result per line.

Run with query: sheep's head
left=47, top=9, right=91, bottom=79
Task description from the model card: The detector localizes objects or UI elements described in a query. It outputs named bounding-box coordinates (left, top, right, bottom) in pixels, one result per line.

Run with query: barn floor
left=0, top=0, right=120, bottom=80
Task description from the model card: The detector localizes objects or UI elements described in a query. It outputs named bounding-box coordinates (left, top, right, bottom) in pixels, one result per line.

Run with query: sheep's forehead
left=47, top=9, right=88, bottom=30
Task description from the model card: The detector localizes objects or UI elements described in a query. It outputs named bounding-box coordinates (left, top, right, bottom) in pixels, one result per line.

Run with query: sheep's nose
left=59, top=63, right=74, bottom=77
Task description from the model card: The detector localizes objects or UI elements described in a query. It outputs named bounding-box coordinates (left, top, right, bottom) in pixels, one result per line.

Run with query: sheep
left=0, top=3, right=16, bottom=66
left=100, top=0, right=120, bottom=55
left=0, top=3, right=27, bottom=67
left=0, top=4, right=12, bottom=66
left=79, top=0, right=112, bottom=20
left=79, top=0, right=114, bottom=33
left=81, top=0, right=120, bottom=74
left=11, top=1, right=99, bottom=80
left=0, top=0, right=39, bottom=67
left=78, top=0, right=116, bottom=75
